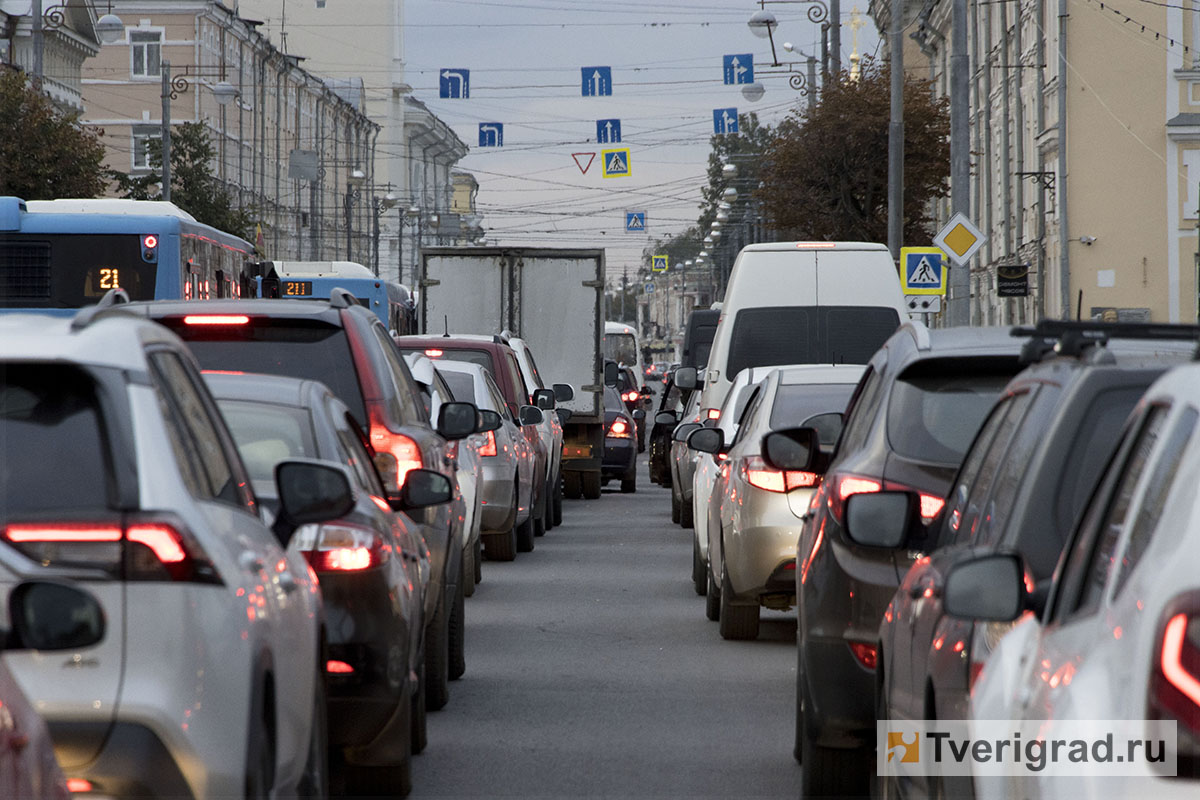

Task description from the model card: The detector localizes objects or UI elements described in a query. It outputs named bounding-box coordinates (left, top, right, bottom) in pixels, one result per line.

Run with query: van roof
left=738, top=241, right=890, bottom=252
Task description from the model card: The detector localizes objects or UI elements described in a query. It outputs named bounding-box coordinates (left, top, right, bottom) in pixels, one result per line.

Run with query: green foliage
left=756, top=59, right=951, bottom=243
left=0, top=69, right=109, bottom=199
left=699, top=111, right=773, bottom=232
left=111, top=121, right=254, bottom=239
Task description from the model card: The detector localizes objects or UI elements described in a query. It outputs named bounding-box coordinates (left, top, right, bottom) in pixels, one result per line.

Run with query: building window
left=131, top=30, right=162, bottom=78
left=131, top=126, right=158, bottom=171
left=316, top=0, right=326, bottom=7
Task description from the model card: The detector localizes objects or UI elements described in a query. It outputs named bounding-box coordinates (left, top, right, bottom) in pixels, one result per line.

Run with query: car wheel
left=552, top=471, right=564, bottom=525
left=620, top=461, right=636, bottom=493
left=411, top=659, right=427, bottom=755
left=718, top=561, right=760, bottom=640
left=533, top=486, right=547, bottom=537
left=297, top=663, right=328, bottom=799
left=705, top=563, right=720, bottom=622
left=799, top=676, right=872, bottom=798
left=424, top=590, right=450, bottom=711
left=581, top=471, right=602, bottom=499
left=448, top=580, right=466, bottom=681
left=244, top=685, right=275, bottom=800
left=671, top=490, right=681, bottom=524
left=680, top=495, right=694, bottom=529
left=563, top=470, right=582, bottom=499
left=516, top=515, right=536, bottom=553
left=462, top=544, right=477, bottom=598
left=483, top=528, right=516, bottom=562
left=473, top=537, right=483, bottom=585
left=691, top=537, right=706, bottom=596
left=542, top=475, right=555, bottom=532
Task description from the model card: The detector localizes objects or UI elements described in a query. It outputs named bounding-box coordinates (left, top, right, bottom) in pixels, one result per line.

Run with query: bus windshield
left=0, top=233, right=158, bottom=306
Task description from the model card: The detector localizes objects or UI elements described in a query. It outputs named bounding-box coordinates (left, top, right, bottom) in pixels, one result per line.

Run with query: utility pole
left=621, top=265, right=628, bottom=321
left=31, top=0, right=44, bottom=83
left=948, top=0, right=971, bottom=325
left=161, top=62, right=172, bottom=204
left=887, top=0, right=904, bottom=261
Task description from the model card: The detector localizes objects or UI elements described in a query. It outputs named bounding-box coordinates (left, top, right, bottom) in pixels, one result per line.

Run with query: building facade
left=81, top=0, right=378, bottom=262
left=2, top=0, right=101, bottom=111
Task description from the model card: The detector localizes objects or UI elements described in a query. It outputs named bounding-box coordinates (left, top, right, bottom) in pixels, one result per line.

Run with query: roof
left=117, top=298, right=344, bottom=322
left=268, top=261, right=375, bottom=278
left=777, top=364, right=867, bottom=385
left=396, top=334, right=505, bottom=349
left=0, top=310, right=179, bottom=370
left=904, top=323, right=1025, bottom=356
left=737, top=241, right=889, bottom=253
left=24, top=198, right=197, bottom=221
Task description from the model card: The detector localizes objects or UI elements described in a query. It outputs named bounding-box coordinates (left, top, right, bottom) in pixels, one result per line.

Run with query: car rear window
left=885, top=358, right=1019, bottom=463
left=769, top=384, right=856, bottom=435
left=161, top=319, right=367, bottom=423
left=402, top=347, right=495, bottom=376
left=726, top=306, right=899, bottom=376
left=439, top=370, right=477, bottom=404
left=1, top=363, right=112, bottom=514
left=216, top=400, right=317, bottom=483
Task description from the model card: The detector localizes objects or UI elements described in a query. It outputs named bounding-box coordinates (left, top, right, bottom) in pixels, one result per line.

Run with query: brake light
left=827, top=474, right=945, bottom=525
left=2, top=517, right=220, bottom=584
left=480, top=429, right=498, bottom=457
left=622, top=391, right=639, bottom=403
left=795, top=241, right=838, bottom=248
left=849, top=641, right=878, bottom=670
left=920, top=494, right=946, bottom=521
left=369, top=423, right=422, bottom=493
left=608, top=418, right=632, bottom=439
left=425, top=348, right=444, bottom=357
left=66, top=778, right=93, bottom=793
left=741, top=456, right=819, bottom=493
left=706, top=408, right=720, bottom=420
left=326, top=660, right=355, bottom=674
left=142, top=234, right=158, bottom=249
left=182, top=314, right=250, bottom=325
left=294, top=522, right=391, bottom=572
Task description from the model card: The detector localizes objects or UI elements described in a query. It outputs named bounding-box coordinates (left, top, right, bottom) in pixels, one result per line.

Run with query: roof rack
left=328, top=287, right=357, bottom=309
left=1010, top=319, right=1200, bottom=361
left=70, top=288, right=130, bottom=331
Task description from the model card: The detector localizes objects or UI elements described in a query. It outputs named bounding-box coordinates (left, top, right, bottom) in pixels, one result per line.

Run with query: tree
left=756, top=59, right=951, bottom=243
left=112, top=121, right=254, bottom=239
left=699, top=111, right=774, bottom=232
left=0, top=68, right=109, bottom=199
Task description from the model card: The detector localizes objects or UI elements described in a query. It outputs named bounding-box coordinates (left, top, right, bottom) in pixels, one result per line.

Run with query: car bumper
left=479, top=461, right=516, bottom=532
left=725, top=487, right=810, bottom=601
left=802, top=635, right=876, bottom=748
left=602, top=437, right=636, bottom=476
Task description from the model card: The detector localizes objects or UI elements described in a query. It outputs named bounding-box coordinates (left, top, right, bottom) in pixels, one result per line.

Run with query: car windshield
left=769, top=384, right=856, bottom=444
left=216, top=400, right=317, bottom=484
left=726, top=306, right=900, bottom=376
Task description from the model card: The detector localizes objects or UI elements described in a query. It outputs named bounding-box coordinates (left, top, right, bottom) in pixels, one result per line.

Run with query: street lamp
left=160, top=60, right=239, bottom=204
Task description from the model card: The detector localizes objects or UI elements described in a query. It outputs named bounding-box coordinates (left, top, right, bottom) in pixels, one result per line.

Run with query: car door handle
left=239, top=551, right=265, bottom=574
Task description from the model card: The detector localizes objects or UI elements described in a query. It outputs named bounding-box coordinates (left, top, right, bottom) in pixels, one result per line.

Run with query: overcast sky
left=404, top=0, right=881, bottom=277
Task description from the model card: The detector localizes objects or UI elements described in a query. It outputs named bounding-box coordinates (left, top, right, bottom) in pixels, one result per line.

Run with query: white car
left=962, top=362, right=1200, bottom=797
left=0, top=303, right=350, bottom=798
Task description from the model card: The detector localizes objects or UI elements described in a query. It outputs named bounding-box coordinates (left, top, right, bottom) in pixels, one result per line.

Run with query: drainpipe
left=1057, top=0, right=1071, bottom=318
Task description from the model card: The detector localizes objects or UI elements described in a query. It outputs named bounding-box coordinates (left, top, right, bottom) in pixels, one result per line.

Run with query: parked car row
left=0, top=287, right=584, bottom=798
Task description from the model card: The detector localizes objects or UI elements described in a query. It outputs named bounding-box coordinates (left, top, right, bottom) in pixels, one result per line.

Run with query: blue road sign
left=597, top=118, right=621, bottom=144
left=625, top=212, right=646, bottom=232
left=602, top=148, right=631, bottom=178
left=439, top=69, right=469, bottom=99
left=644, top=282, right=655, bottom=294
left=900, top=247, right=948, bottom=295
left=478, top=123, right=503, bottom=147
left=651, top=255, right=668, bottom=272
left=582, top=66, right=613, bottom=97
left=713, top=108, right=738, bottom=135
left=722, top=54, right=754, bottom=85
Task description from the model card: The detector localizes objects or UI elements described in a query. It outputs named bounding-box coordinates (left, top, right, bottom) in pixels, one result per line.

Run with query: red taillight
left=849, top=641, right=878, bottom=670
left=480, top=430, right=498, bottom=457
left=369, top=422, right=422, bottom=492
left=741, top=456, right=820, bottom=493
left=827, top=474, right=945, bottom=526
left=2, top=517, right=220, bottom=584
left=425, top=348, right=444, bottom=357
left=182, top=314, right=249, bottom=325
left=326, top=659, right=355, bottom=674
left=608, top=418, right=632, bottom=438
left=66, top=778, right=93, bottom=793
left=142, top=234, right=158, bottom=249
left=795, top=241, right=837, bottom=248
left=705, top=408, right=720, bottom=420
left=919, top=494, right=945, bottom=522
left=622, top=391, right=638, bottom=403
left=297, top=522, right=390, bottom=573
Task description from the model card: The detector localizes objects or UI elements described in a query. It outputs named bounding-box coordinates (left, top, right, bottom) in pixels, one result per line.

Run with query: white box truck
left=418, top=247, right=608, bottom=498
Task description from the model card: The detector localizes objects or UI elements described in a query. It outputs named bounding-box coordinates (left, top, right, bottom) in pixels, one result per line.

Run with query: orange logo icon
left=887, top=732, right=920, bottom=763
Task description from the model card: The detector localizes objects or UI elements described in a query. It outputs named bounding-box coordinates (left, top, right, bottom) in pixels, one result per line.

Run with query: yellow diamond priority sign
left=933, top=212, right=987, bottom=266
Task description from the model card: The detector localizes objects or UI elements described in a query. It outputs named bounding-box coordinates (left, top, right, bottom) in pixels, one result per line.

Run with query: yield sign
left=572, top=152, right=596, bottom=174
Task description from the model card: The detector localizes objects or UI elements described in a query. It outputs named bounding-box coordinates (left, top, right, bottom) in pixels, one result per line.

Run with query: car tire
left=543, top=475, right=555, bottom=532
left=563, top=470, right=582, bottom=499
left=448, top=580, right=466, bottom=681
left=411, top=659, right=427, bottom=755
left=483, top=528, right=516, bottom=562
left=581, top=471, right=602, bottom=499
left=620, top=462, right=636, bottom=493
left=671, top=490, right=681, bottom=524
left=552, top=471, right=564, bottom=525
left=533, top=486, right=547, bottom=537
left=297, top=666, right=328, bottom=799
left=424, top=591, right=450, bottom=711
left=692, top=537, right=706, bottom=596
left=705, top=563, right=720, bottom=621
left=516, top=515, right=536, bottom=553
left=462, top=544, right=477, bottom=598
left=718, top=562, right=760, bottom=640
left=244, top=683, right=275, bottom=800
left=799, top=672, right=872, bottom=798
left=473, top=537, right=483, bottom=585
left=680, top=495, right=694, bottom=529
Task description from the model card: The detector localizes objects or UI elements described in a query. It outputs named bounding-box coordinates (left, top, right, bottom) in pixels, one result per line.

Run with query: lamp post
left=748, top=0, right=839, bottom=79
left=371, top=190, right=398, bottom=276
left=343, top=167, right=366, bottom=261
left=30, top=1, right=123, bottom=84
left=160, top=61, right=239, bottom=204
left=396, top=205, right=439, bottom=286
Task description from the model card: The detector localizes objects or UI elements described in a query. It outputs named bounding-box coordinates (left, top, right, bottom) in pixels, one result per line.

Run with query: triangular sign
left=572, top=152, right=596, bottom=174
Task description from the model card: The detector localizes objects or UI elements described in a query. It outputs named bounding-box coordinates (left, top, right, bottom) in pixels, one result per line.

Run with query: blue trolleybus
left=257, top=260, right=417, bottom=334
left=0, top=196, right=257, bottom=314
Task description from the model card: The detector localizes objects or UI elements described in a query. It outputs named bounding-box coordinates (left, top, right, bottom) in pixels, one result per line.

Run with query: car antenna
left=443, top=315, right=450, bottom=338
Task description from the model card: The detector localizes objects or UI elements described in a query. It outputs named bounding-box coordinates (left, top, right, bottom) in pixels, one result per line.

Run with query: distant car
left=602, top=386, right=639, bottom=493
left=616, top=364, right=651, bottom=451
left=205, top=371, right=454, bottom=792
left=670, top=390, right=703, bottom=527
left=0, top=303, right=349, bottom=797
left=648, top=376, right=687, bottom=486
left=697, top=364, right=862, bottom=640
left=504, top=335, right=570, bottom=529
left=435, top=360, right=542, bottom=561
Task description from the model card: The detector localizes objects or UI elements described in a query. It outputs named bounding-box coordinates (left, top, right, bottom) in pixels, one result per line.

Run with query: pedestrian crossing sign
left=602, top=148, right=631, bottom=178
left=651, top=255, right=668, bottom=272
left=625, top=211, right=646, bottom=232
left=900, top=247, right=948, bottom=296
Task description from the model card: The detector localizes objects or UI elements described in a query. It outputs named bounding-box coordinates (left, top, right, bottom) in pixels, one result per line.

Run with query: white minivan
left=696, top=242, right=907, bottom=417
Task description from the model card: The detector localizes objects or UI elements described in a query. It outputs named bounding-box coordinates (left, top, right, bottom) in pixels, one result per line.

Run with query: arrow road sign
left=651, top=255, right=668, bottom=272
left=572, top=152, right=596, bottom=174
left=625, top=212, right=646, bottom=232
left=899, top=247, right=948, bottom=295
left=713, top=108, right=738, bottom=135
left=597, top=118, right=621, bottom=144
left=439, top=69, right=469, bottom=99
left=644, top=282, right=655, bottom=294
left=581, top=66, right=612, bottom=96
left=478, top=123, right=503, bottom=147
left=723, top=54, right=754, bottom=85
left=602, top=147, right=631, bottom=178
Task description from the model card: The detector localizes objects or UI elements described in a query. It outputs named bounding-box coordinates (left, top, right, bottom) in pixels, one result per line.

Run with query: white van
left=697, top=242, right=907, bottom=417
left=604, top=321, right=644, bottom=390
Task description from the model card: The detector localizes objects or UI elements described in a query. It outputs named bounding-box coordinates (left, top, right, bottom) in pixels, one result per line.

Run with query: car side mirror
left=603, top=362, right=620, bottom=387
left=392, top=468, right=454, bottom=511
left=943, top=553, right=1027, bottom=622
left=533, top=388, right=556, bottom=410
left=674, top=366, right=699, bottom=391
left=475, top=409, right=502, bottom=433
left=762, top=427, right=823, bottom=473
left=437, top=401, right=478, bottom=440
left=273, top=459, right=356, bottom=543
left=843, top=491, right=918, bottom=549
left=555, top=407, right=572, bottom=425
left=687, top=427, right=724, bottom=454
left=519, top=405, right=544, bottom=426
left=6, top=581, right=106, bottom=652
left=632, top=409, right=646, bottom=421
left=655, top=411, right=678, bottom=426
left=553, top=383, right=575, bottom=402
left=673, top=421, right=701, bottom=443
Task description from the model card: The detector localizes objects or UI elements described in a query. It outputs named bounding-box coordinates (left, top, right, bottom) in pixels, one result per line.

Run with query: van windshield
left=604, top=332, right=638, bottom=367
left=725, top=306, right=899, bottom=376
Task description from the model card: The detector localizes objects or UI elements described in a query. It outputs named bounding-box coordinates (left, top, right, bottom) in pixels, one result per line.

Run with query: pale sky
left=404, top=0, right=880, bottom=277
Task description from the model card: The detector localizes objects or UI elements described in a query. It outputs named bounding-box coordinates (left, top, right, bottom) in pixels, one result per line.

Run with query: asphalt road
left=411, top=457, right=802, bottom=799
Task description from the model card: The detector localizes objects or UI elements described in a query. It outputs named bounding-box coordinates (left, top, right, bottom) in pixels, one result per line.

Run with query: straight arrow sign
left=597, top=118, right=621, bottom=144
left=581, top=66, right=612, bottom=96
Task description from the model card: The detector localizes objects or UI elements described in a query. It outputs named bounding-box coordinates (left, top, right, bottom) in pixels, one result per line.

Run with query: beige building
left=2, top=0, right=101, bottom=111
left=81, top=0, right=378, bottom=262
left=876, top=0, right=1192, bottom=322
